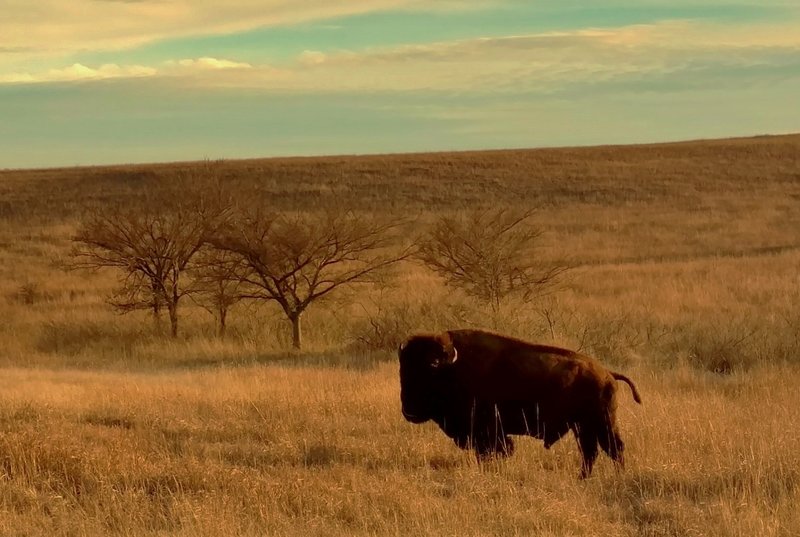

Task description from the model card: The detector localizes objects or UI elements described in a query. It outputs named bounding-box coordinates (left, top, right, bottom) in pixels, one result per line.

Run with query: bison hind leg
left=572, top=424, right=599, bottom=479
left=598, top=425, right=626, bottom=470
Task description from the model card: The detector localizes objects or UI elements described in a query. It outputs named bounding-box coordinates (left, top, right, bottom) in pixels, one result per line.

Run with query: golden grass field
left=1, top=134, right=800, bottom=536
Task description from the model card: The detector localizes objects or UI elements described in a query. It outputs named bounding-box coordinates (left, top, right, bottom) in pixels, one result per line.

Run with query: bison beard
left=398, top=329, right=642, bottom=478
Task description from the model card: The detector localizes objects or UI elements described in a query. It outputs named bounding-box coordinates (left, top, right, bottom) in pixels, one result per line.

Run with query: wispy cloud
left=3, top=19, right=799, bottom=91
left=0, top=57, right=257, bottom=84
left=166, top=57, right=253, bottom=70
left=0, top=0, right=487, bottom=58
left=297, top=51, right=328, bottom=66
left=197, top=19, right=800, bottom=93
left=0, top=62, right=156, bottom=84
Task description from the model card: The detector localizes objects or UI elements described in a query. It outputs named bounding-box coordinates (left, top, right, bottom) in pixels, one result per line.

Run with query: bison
left=398, top=329, right=642, bottom=478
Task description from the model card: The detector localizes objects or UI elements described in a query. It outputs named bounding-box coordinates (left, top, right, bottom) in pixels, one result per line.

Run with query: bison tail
left=611, top=372, right=642, bottom=404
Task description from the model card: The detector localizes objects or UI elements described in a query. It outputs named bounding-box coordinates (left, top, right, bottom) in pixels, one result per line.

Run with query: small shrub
left=535, top=302, right=642, bottom=365
left=676, top=321, right=761, bottom=373
left=346, top=296, right=475, bottom=352
left=37, top=321, right=108, bottom=355
left=35, top=319, right=144, bottom=357
left=82, top=412, right=136, bottom=430
left=301, top=442, right=341, bottom=467
left=348, top=301, right=416, bottom=352
left=9, top=281, right=54, bottom=305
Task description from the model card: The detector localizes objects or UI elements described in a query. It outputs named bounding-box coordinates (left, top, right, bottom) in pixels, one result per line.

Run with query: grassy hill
left=0, top=135, right=799, bottom=535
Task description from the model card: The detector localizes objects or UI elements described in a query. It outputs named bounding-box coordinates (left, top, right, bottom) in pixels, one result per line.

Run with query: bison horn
left=451, top=346, right=458, bottom=364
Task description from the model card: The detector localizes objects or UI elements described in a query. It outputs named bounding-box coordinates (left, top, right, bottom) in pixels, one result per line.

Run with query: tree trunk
left=151, top=283, right=162, bottom=334
left=167, top=285, right=180, bottom=338
left=489, top=294, right=502, bottom=329
left=490, top=292, right=501, bottom=315
left=152, top=302, right=162, bottom=333
left=218, top=307, right=227, bottom=338
left=290, top=312, right=302, bottom=350
left=168, top=302, right=179, bottom=338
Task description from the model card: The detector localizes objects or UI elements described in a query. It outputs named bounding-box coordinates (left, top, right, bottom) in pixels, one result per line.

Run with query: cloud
left=268, top=19, right=800, bottom=93
left=0, top=62, right=156, bottom=83
left=298, top=51, right=328, bottom=66
left=0, top=57, right=254, bottom=84
left=169, top=57, right=252, bottom=70
left=0, top=0, right=486, bottom=58
left=3, top=19, right=799, bottom=94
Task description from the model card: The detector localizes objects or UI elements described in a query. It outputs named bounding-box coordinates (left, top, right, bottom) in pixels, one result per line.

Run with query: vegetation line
left=573, top=243, right=800, bottom=268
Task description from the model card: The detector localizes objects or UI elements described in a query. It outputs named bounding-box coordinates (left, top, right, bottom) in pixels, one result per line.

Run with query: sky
left=1, top=1, right=799, bottom=169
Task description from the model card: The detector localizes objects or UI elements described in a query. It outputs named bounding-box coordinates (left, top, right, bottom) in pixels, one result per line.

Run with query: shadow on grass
left=153, top=347, right=397, bottom=372
left=30, top=318, right=396, bottom=372
left=35, top=319, right=144, bottom=357
left=81, top=411, right=136, bottom=430
left=596, top=466, right=800, bottom=535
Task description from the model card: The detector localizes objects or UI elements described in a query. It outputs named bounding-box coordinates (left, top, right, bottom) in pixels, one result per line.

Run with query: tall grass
left=0, top=364, right=798, bottom=536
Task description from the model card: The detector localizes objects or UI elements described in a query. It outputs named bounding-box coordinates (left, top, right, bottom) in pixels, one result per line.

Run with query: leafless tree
left=417, top=208, right=569, bottom=314
left=108, top=271, right=166, bottom=331
left=72, top=164, right=231, bottom=337
left=189, top=248, right=248, bottom=337
left=210, top=208, right=411, bottom=349
left=73, top=207, right=207, bottom=337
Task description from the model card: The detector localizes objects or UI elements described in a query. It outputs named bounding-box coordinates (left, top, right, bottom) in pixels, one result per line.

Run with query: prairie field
left=1, top=134, right=800, bottom=536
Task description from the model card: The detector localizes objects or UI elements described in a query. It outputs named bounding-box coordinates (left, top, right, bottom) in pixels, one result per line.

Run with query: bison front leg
left=473, top=434, right=515, bottom=461
left=464, top=402, right=515, bottom=461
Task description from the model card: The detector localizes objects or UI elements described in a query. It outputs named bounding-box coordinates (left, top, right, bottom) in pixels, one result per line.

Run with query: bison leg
left=474, top=435, right=515, bottom=461
left=572, top=424, right=599, bottom=479
left=495, top=435, right=515, bottom=457
left=598, top=424, right=626, bottom=470
left=452, top=435, right=471, bottom=450
left=542, top=423, right=569, bottom=449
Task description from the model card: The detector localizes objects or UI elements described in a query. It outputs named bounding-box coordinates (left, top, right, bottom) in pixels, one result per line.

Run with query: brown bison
left=398, top=329, right=642, bottom=478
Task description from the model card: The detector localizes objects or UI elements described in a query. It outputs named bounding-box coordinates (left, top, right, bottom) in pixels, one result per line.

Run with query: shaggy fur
left=398, top=329, right=642, bottom=478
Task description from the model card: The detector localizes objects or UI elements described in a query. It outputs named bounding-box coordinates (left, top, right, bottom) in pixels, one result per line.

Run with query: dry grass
left=0, top=365, right=798, bottom=536
left=1, top=134, right=800, bottom=535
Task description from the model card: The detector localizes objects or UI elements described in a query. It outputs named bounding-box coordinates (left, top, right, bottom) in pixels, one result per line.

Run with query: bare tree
left=189, top=248, right=248, bottom=337
left=72, top=207, right=209, bottom=337
left=417, top=208, right=569, bottom=315
left=72, top=164, right=231, bottom=337
left=210, top=209, right=410, bottom=349
left=108, top=271, right=165, bottom=331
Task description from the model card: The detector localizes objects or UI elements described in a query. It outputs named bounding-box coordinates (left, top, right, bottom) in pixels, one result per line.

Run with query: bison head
left=398, top=332, right=458, bottom=424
